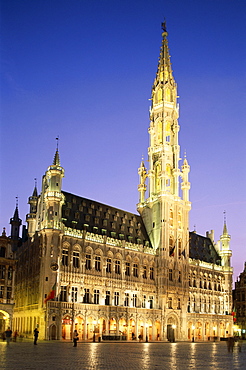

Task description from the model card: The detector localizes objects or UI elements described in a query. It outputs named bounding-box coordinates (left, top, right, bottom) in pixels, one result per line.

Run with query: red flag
left=231, top=308, right=237, bottom=322
left=44, top=283, right=56, bottom=303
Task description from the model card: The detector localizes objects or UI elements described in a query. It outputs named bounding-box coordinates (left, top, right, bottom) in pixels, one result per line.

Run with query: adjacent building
left=12, top=24, right=233, bottom=341
left=0, top=218, right=19, bottom=332
left=233, top=263, right=246, bottom=338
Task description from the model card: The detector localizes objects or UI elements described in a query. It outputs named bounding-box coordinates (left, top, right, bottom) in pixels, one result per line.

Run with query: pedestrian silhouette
left=73, top=330, right=79, bottom=347
left=5, top=327, right=12, bottom=345
left=34, top=328, right=39, bottom=345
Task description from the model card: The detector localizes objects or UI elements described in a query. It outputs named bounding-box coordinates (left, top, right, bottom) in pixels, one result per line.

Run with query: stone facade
left=12, top=25, right=233, bottom=341
left=233, top=262, right=246, bottom=338
left=0, top=228, right=16, bottom=332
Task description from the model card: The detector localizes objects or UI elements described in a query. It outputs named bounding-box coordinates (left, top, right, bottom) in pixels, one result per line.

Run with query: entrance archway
left=62, top=315, right=72, bottom=340
left=49, top=324, right=57, bottom=340
left=74, top=316, right=84, bottom=340
left=167, top=317, right=177, bottom=342
left=0, top=310, right=9, bottom=333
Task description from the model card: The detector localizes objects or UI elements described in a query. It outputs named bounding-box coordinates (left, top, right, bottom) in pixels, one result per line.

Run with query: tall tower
left=137, top=22, right=191, bottom=254
left=137, top=23, right=191, bottom=337
left=219, top=214, right=232, bottom=314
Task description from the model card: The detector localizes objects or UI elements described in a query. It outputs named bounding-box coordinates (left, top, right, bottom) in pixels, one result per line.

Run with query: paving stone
left=0, top=341, right=245, bottom=370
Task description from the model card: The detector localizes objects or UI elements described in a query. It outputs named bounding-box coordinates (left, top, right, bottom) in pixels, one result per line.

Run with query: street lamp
left=145, top=323, right=149, bottom=342
left=172, top=324, right=176, bottom=342
left=93, top=320, right=96, bottom=342
left=192, top=325, right=195, bottom=342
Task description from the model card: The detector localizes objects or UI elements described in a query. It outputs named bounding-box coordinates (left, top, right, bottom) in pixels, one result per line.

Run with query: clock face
left=50, top=262, right=58, bottom=271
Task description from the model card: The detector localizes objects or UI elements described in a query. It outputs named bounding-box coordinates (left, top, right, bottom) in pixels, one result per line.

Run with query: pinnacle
left=53, top=149, right=60, bottom=166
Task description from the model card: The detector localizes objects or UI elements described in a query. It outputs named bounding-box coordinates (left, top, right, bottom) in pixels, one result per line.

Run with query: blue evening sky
left=0, top=0, right=245, bottom=282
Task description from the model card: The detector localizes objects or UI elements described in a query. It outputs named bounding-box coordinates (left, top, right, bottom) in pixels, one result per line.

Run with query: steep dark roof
left=62, top=191, right=152, bottom=248
left=189, top=231, right=221, bottom=265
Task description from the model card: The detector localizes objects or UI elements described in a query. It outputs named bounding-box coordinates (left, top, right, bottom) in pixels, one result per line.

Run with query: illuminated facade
left=13, top=25, right=233, bottom=341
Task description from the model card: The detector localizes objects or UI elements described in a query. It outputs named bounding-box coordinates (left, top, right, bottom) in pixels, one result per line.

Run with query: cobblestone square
left=0, top=341, right=245, bottom=370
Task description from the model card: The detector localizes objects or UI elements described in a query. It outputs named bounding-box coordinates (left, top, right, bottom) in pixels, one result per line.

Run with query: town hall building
left=10, top=24, right=233, bottom=341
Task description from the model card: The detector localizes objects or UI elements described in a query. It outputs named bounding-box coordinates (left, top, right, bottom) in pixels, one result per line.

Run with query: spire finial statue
left=161, top=19, right=167, bottom=33
left=223, top=210, right=226, bottom=224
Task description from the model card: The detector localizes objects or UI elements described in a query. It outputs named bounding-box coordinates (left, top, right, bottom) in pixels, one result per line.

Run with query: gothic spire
left=53, top=149, right=60, bottom=166
left=223, top=210, right=228, bottom=235
left=154, top=21, right=175, bottom=89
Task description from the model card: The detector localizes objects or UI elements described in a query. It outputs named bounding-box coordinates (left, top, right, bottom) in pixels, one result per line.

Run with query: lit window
left=105, top=291, right=110, bottom=305
left=142, top=295, right=146, bottom=308
left=71, top=287, right=78, bottom=302
left=124, top=293, right=129, bottom=307
left=114, top=292, right=119, bottom=306
left=133, top=263, right=138, bottom=278
left=168, top=297, right=172, bottom=309
left=115, top=260, right=120, bottom=274
left=73, top=252, right=79, bottom=268
left=125, top=262, right=130, bottom=276
left=106, top=258, right=111, bottom=273
left=62, top=250, right=68, bottom=266
left=177, top=298, right=181, bottom=309
left=95, top=256, right=101, bottom=271
left=149, top=296, right=153, bottom=309
left=60, top=286, right=67, bottom=302
left=83, top=288, right=90, bottom=303
left=94, top=290, right=99, bottom=304
left=85, top=255, right=91, bottom=270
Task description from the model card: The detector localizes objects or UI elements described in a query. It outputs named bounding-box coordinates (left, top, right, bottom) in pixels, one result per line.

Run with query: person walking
left=13, top=330, right=19, bottom=342
left=5, top=327, right=12, bottom=345
left=73, top=330, right=79, bottom=347
left=34, top=328, right=39, bottom=345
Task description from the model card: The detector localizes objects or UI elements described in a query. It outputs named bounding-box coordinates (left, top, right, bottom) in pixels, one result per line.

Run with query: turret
left=220, top=213, right=232, bottom=268
left=26, top=180, right=38, bottom=237
left=10, top=199, right=22, bottom=251
left=36, top=145, right=65, bottom=231
left=137, top=158, right=147, bottom=205
left=181, top=154, right=190, bottom=202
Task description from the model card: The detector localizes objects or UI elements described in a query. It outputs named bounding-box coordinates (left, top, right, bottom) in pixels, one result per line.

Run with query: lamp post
left=93, top=320, right=96, bottom=342
left=192, top=325, right=195, bottom=342
left=172, top=324, right=176, bottom=342
left=145, top=323, right=148, bottom=342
